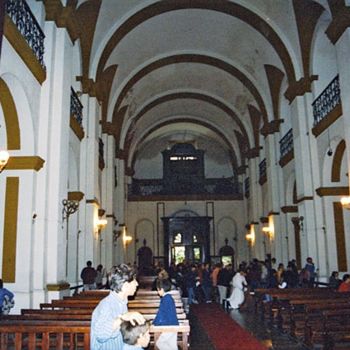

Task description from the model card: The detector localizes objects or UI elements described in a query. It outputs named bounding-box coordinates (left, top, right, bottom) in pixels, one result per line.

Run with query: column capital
left=326, top=3, right=350, bottom=44
left=260, top=119, right=284, bottom=137
left=284, top=75, right=318, bottom=103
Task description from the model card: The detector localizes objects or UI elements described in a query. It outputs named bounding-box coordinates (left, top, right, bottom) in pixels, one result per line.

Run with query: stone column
left=33, top=23, right=73, bottom=301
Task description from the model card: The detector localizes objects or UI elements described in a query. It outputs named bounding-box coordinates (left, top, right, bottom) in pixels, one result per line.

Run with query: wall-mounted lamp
left=341, top=196, right=350, bottom=210
left=0, top=150, right=10, bottom=173
left=262, top=225, right=274, bottom=239
left=96, top=218, right=108, bottom=231
left=121, top=225, right=132, bottom=247
left=245, top=225, right=255, bottom=245
left=62, top=199, right=79, bottom=223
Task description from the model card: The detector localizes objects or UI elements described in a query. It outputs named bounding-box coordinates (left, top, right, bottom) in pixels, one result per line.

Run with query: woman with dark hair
left=91, top=264, right=145, bottom=350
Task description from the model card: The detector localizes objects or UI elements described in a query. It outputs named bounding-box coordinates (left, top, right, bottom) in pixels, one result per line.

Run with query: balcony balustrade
left=244, top=177, right=250, bottom=198
left=5, top=0, right=45, bottom=69
left=259, top=158, right=267, bottom=185
left=312, top=75, right=341, bottom=126
left=70, top=88, right=83, bottom=126
left=279, top=128, right=293, bottom=159
left=128, top=177, right=242, bottom=197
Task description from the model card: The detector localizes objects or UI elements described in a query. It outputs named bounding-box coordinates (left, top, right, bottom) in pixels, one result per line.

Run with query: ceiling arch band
left=121, top=91, right=252, bottom=152
left=128, top=117, right=239, bottom=174
left=96, top=0, right=296, bottom=87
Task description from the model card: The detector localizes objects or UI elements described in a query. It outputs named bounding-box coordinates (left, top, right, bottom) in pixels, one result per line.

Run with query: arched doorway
left=162, top=212, right=212, bottom=266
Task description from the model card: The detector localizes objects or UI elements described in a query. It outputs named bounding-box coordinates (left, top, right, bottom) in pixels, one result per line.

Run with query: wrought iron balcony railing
left=128, top=177, right=242, bottom=197
left=5, top=0, right=45, bottom=69
left=312, top=75, right=341, bottom=126
left=259, top=158, right=267, bottom=184
left=244, top=177, right=250, bottom=198
left=70, top=88, right=83, bottom=125
left=279, top=128, right=293, bottom=159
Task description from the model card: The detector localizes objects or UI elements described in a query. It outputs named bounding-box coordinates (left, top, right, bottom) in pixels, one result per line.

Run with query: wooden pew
left=0, top=319, right=90, bottom=350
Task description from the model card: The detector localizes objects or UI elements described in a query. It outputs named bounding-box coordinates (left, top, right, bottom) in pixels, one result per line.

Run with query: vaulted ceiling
left=68, top=0, right=327, bottom=175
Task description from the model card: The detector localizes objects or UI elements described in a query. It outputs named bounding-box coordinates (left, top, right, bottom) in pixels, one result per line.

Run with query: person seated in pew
left=120, top=320, right=150, bottom=350
left=338, top=274, right=350, bottom=292
left=329, top=271, right=341, bottom=290
left=91, top=264, right=145, bottom=350
left=0, top=279, right=14, bottom=315
left=153, top=278, right=179, bottom=350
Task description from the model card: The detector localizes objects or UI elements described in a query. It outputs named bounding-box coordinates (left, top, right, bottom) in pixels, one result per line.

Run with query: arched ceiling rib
left=109, top=54, right=269, bottom=124
left=128, top=118, right=239, bottom=172
left=95, top=0, right=296, bottom=86
left=121, top=92, right=252, bottom=152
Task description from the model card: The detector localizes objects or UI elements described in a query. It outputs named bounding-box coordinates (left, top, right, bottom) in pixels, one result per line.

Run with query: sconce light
left=0, top=150, right=10, bottom=173
left=245, top=225, right=255, bottom=245
left=341, top=196, right=350, bottom=210
left=96, top=218, right=108, bottom=230
left=121, top=225, right=132, bottom=246
left=262, top=225, right=274, bottom=239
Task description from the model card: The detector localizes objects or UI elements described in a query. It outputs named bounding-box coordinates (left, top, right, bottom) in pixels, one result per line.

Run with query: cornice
left=68, top=191, right=84, bottom=202
left=281, top=205, right=298, bottom=213
left=260, top=119, right=284, bottom=137
left=284, top=75, right=318, bottom=103
left=315, top=186, right=349, bottom=197
left=6, top=156, right=45, bottom=171
left=326, top=2, right=350, bottom=44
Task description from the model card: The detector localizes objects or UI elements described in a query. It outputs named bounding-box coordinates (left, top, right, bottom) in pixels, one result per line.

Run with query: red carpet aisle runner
left=191, top=304, right=268, bottom=350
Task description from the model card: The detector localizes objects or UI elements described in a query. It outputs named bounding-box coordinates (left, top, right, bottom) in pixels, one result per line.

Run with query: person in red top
left=338, top=274, right=350, bottom=292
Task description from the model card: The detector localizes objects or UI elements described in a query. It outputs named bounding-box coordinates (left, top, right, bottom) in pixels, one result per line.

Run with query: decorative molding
left=237, top=165, right=247, bottom=175
left=2, top=177, right=19, bottom=282
left=46, top=282, right=70, bottom=291
left=268, top=211, right=280, bottom=216
left=128, top=193, right=243, bottom=202
left=260, top=217, right=268, bottom=223
left=260, top=119, right=284, bottom=137
left=246, top=147, right=261, bottom=159
left=40, top=0, right=79, bottom=42
left=0, top=78, right=20, bottom=150
left=284, top=75, right=318, bottom=103
left=115, top=149, right=127, bottom=160
left=6, top=156, right=45, bottom=171
left=326, top=3, right=350, bottom=44
left=315, top=186, right=349, bottom=197
left=86, top=198, right=100, bottom=207
left=101, top=121, right=116, bottom=136
left=264, top=64, right=285, bottom=122
left=312, top=104, right=342, bottom=137
left=293, top=0, right=323, bottom=85
left=279, top=150, right=294, bottom=168
left=3, top=15, right=46, bottom=84
left=70, top=115, right=84, bottom=140
left=332, top=140, right=346, bottom=182
left=281, top=205, right=298, bottom=213
left=68, top=191, right=84, bottom=202
left=295, top=196, right=313, bottom=203
left=98, top=209, right=106, bottom=217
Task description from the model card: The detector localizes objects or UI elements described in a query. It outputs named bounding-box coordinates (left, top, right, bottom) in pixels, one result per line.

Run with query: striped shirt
left=91, top=291, right=127, bottom=350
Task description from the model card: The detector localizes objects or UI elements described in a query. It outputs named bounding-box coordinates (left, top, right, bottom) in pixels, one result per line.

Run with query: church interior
left=1, top=0, right=350, bottom=348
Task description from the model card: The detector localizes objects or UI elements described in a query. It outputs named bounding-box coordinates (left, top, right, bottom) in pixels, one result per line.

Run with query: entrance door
left=162, top=216, right=211, bottom=266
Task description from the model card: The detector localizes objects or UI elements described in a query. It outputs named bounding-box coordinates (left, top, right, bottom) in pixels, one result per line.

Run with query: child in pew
left=153, top=278, right=179, bottom=350
left=120, top=320, right=150, bottom=350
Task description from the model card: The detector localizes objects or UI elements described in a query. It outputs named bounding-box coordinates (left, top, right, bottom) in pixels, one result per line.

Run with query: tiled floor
left=188, top=303, right=306, bottom=350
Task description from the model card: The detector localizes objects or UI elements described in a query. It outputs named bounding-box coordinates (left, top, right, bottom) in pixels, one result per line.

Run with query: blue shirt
left=0, top=288, right=14, bottom=306
left=91, top=291, right=127, bottom=350
left=153, top=293, right=179, bottom=326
